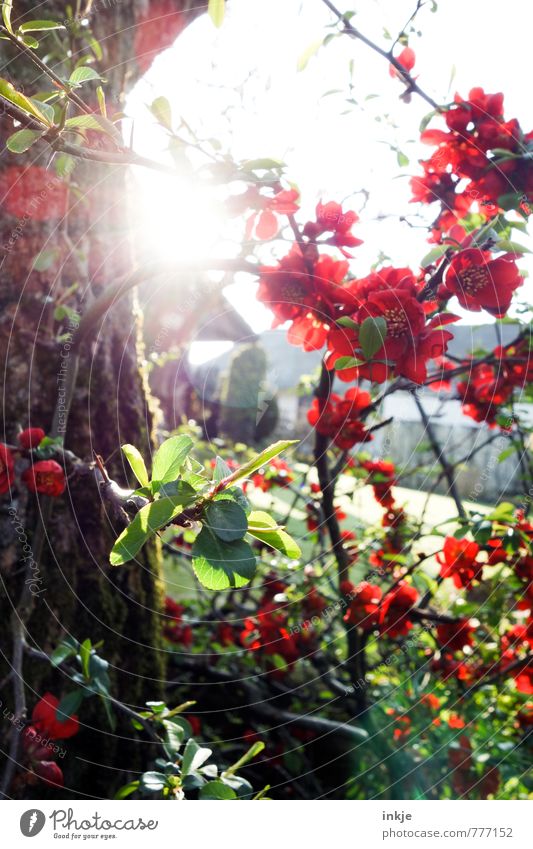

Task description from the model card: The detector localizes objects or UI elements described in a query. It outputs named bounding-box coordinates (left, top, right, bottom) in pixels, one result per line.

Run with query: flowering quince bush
left=1, top=0, right=533, bottom=803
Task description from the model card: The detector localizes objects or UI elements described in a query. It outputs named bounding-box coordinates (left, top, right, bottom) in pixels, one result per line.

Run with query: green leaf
left=396, top=150, right=409, bottom=167
left=213, top=456, right=232, bottom=483
left=56, top=690, right=83, bottom=723
left=79, top=638, right=92, bottom=679
left=110, top=492, right=197, bottom=566
left=114, top=780, right=140, bottom=800
left=241, top=157, right=285, bottom=171
left=205, top=500, right=248, bottom=542
left=64, top=114, right=120, bottom=141
left=498, top=447, right=515, bottom=463
left=50, top=637, right=78, bottom=667
left=224, top=741, right=265, bottom=776
left=199, top=780, right=237, bottom=800
left=96, top=85, right=106, bottom=116
left=150, top=96, right=172, bottom=130
left=121, top=444, right=149, bottom=488
left=334, top=356, right=363, bottom=370
left=2, top=0, right=13, bottom=33
left=192, top=527, right=256, bottom=590
left=69, top=66, right=101, bottom=85
left=214, top=486, right=251, bottom=515
left=88, top=654, right=111, bottom=694
left=157, top=480, right=197, bottom=500
left=420, top=244, right=452, bottom=267
left=181, top=738, right=212, bottom=775
left=495, top=239, right=531, bottom=254
left=419, top=109, right=437, bottom=133
left=33, top=247, right=59, bottom=272
left=20, top=33, right=39, bottom=48
left=359, top=316, right=387, bottom=359
left=55, top=153, right=76, bottom=177
left=217, top=440, right=297, bottom=488
left=486, top=502, right=515, bottom=522
left=247, top=510, right=301, bottom=559
left=151, top=435, right=193, bottom=485
left=0, top=78, right=53, bottom=125
left=29, top=97, right=54, bottom=124
left=6, top=128, right=42, bottom=153
left=19, top=20, right=65, bottom=32
left=140, top=771, right=168, bottom=793
left=297, top=39, right=323, bottom=71
left=208, top=0, right=225, bottom=28
left=336, top=316, right=359, bottom=329
left=162, top=719, right=185, bottom=756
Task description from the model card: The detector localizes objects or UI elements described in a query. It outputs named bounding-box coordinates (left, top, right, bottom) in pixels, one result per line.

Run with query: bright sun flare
left=131, top=168, right=227, bottom=264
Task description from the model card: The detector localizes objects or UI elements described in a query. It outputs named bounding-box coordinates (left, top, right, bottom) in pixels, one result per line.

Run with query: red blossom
left=22, top=460, right=66, bottom=497
left=251, top=457, right=294, bottom=491
left=437, top=619, right=475, bottom=652
left=18, top=428, right=45, bottom=450
left=379, top=581, right=419, bottom=637
left=244, top=188, right=300, bottom=240
left=444, top=248, right=522, bottom=316
left=33, top=759, right=64, bottom=788
left=32, top=693, right=79, bottom=740
left=437, top=537, right=483, bottom=589
left=303, top=201, right=363, bottom=256
left=325, top=269, right=458, bottom=384
left=163, top=597, right=193, bottom=647
left=389, top=46, right=416, bottom=79
left=343, top=581, right=383, bottom=630
left=411, top=87, right=533, bottom=239
left=257, top=245, right=354, bottom=351
left=307, top=387, right=372, bottom=449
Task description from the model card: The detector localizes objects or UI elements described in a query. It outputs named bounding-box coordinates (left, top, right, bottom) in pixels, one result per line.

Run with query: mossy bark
left=0, top=0, right=204, bottom=798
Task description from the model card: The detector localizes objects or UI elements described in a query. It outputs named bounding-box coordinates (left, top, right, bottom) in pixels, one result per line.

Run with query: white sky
left=126, top=0, right=533, bottom=363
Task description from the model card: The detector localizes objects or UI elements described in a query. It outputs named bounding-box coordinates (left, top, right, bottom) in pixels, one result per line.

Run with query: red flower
left=302, top=586, right=328, bottom=616
left=245, top=188, right=300, bottom=240
left=22, top=727, right=65, bottom=788
left=421, top=693, right=441, bottom=710
left=0, top=443, right=15, bottom=494
left=22, top=460, right=66, bottom=497
left=514, top=661, right=533, bottom=694
left=344, top=581, right=383, bottom=630
left=362, top=458, right=397, bottom=509
left=326, top=270, right=457, bottom=385
left=251, top=457, right=294, bottom=491
left=257, top=245, right=352, bottom=351
left=303, top=201, right=363, bottom=255
left=386, top=708, right=412, bottom=740
left=457, top=362, right=514, bottom=427
left=217, top=622, right=236, bottom=646
left=307, top=387, right=372, bottom=449
left=379, top=581, right=419, bottom=637
left=437, top=537, right=483, bottom=589
left=444, top=248, right=522, bottom=316
left=163, top=596, right=192, bottom=647
left=32, top=693, right=79, bottom=740
left=241, top=601, right=300, bottom=667
left=18, top=428, right=45, bottom=450
left=33, top=760, right=64, bottom=788
left=437, top=618, right=475, bottom=652
left=389, top=46, right=416, bottom=78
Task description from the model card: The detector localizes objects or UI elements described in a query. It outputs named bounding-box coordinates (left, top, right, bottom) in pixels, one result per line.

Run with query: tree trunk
left=0, top=0, right=204, bottom=798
